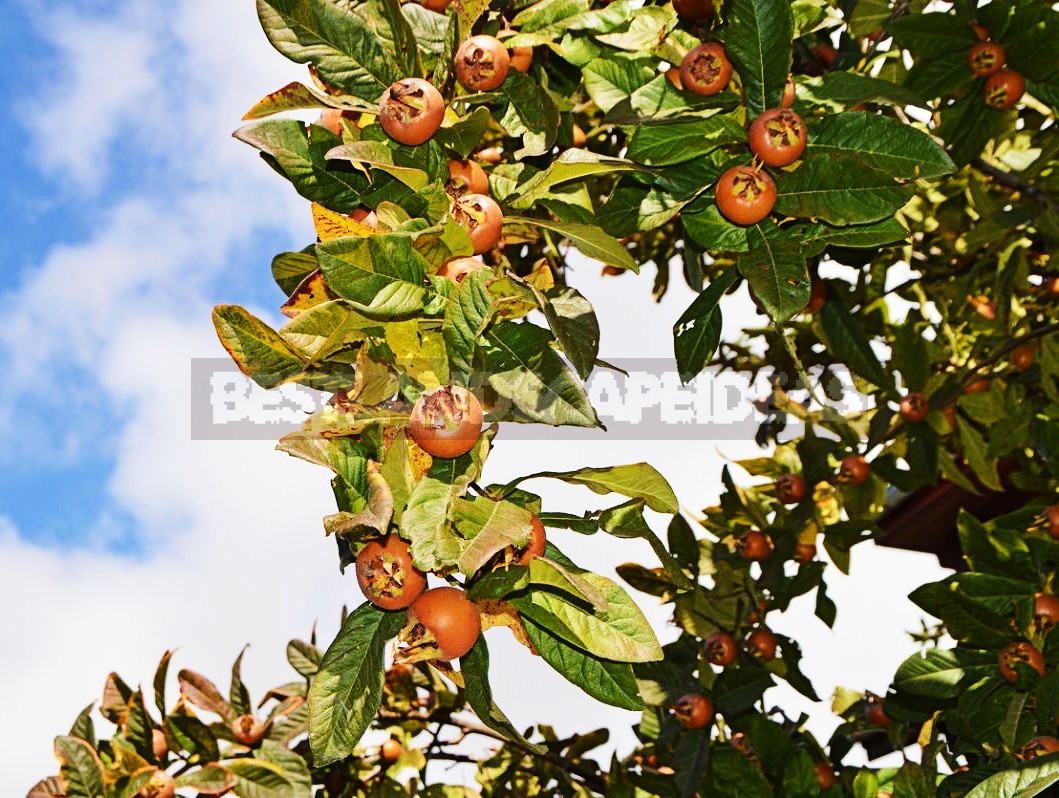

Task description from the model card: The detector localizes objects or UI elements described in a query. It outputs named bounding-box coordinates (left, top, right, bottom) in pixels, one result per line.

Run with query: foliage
left=27, top=0, right=1059, bottom=795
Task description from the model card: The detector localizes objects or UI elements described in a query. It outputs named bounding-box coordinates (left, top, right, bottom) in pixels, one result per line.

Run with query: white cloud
left=1, top=1, right=947, bottom=794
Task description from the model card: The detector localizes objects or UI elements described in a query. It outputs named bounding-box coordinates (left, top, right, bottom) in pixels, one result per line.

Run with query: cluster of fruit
left=355, top=518, right=545, bottom=662
left=968, top=26, right=1026, bottom=110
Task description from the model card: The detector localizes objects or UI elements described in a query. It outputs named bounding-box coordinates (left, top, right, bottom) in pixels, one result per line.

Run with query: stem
left=775, top=324, right=827, bottom=408
left=967, top=322, right=1059, bottom=377
left=971, top=157, right=1059, bottom=211
left=378, top=709, right=610, bottom=794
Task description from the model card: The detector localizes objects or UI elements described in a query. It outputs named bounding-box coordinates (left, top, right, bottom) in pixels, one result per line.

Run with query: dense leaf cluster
left=28, top=0, right=1059, bottom=795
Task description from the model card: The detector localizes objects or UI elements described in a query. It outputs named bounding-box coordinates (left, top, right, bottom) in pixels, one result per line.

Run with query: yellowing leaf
left=281, top=269, right=337, bottom=318
left=312, top=202, right=377, bottom=242
left=478, top=598, right=538, bottom=654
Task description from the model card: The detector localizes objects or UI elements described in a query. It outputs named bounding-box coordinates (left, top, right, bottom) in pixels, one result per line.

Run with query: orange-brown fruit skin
left=899, top=392, right=929, bottom=423
left=410, top=586, right=482, bottom=660
left=838, top=455, right=871, bottom=486
left=378, top=78, right=445, bottom=146
left=774, top=473, right=807, bottom=504
left=984, top=69, right=1026, bottom=109
left=814, top=763, right=838, bottom=789
left=232, top=714, right=267, bottom=747
left=715, top=166, right=776, bottom=226
left=447, top=159, right=489, bottom=195
left=380, top=738, right=404, bottom=763
left=745, top=628, right=778, bottom=661
left=1046, top=506, right=1059, bottom=540
left=516, top=515, right=547, bottom=565
left=672, top=0, right=713, bottom=21
left=865, top=698, right=891, bottom=727
left=1023, top=736, right=1059, bottom=759
left=679, top=43, right=733, bottom=97
left=1033, top=592, right=1059, bottom=632
left=748, top=108, right=807, bottom=168
left=673, top=693, right=714, bottom=729
left=409, top=386, right=484, bottom=459
left=452, top=193, right=504, bottom=254
left=137, top=770, right=176, bottom=798
left=151, top=728, right=168, bottom=760
left=739, top=529, right=773, bottom=561
left=437, top=257, right=488, bottom=284
left=455, top=35, right=511, bottom=92
left=703, top=631, right=738, bottom=667
left=998, top=641, right=1046, bottom=683
left=356, top=536, right=427, bottom=610
left=793, top=542, right=817, bottom=564
left=804, top=277, right=826, bottom=313
left=1012, top=345, right=1035, bottom=371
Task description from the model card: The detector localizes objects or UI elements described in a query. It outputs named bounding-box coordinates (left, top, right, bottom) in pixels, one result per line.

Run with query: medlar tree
left=28, top=0, right=1059, bottom=796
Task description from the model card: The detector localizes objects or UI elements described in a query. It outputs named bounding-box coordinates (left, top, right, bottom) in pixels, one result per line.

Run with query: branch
left=971, top=157, right=1059, bottom=211
left=378, top=709, right=610, bottom=794
left=968, top=322, right=1059, bottom=377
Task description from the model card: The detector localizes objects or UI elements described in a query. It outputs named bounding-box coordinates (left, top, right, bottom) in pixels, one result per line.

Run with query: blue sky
left=0, top=0, right=945, bottom=792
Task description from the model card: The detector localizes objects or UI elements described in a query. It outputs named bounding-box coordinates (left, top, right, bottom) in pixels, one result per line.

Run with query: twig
left=967, top=322, right=1059, bottom=377
left=971, top=157, right=1059, bottom=211
left=378, top=709, right=609, bottom=794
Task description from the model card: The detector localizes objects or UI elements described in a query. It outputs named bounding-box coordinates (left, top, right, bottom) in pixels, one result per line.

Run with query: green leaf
left=234, top=119, right=367, bottom=212
left=226, top=756, right=308, bottom=798
left=243, top=81, right=334, bottom=119
left=711, top=747, right=772, bottom=797
left=370, top=0, right=422, bottom=78
left=256, top=0, right=399, bottom=102
left=213, top=305, right=307, bottom=390
left=674, top=267, right=739, bottom=382
left=681, top=202, right=750, bottom=252
left=178, top=669, right=235, bottom=721
left=455, top=498, right=535, bottom=576
left=799, top=72, right=929, bottom=109
left=894, top=648, right=982, bottom=699
left=326, top=141, right=431, bottom=190
left=509, top=149, right=639, bottom=208
left=402, top=476, right=464, bottom=572
left=524, top=617, right=643, bottom=709
left=773, top=151, right=916, bottom=225
left=272, top=249, right=319, bottom=295
left=442, top=269, right=493, bottom=384
left=307, top=603, right=405, bottom=767
left=166, top=712, right=220, bottom=763
left=886, top=12, right=975, bottom=55
left=54, top=736, right=105, bottom=798
left=725, top=0, right=794, bottom=117
left=511, top=571, right=663, bottom=663
left=534, top=286, right=601, bottom=381
left=481, top=321, right=599, bottom=427
left=626, top=116, right=745, bottom=167
left=287, top=640, right=322, bottom=678
left=508, top=215, right=637, bottom=272
left=461, top=638, right=544, bottom=751
left=175, top=764, right=237, bottom=795
left=818, top=297, right=893, bottom=391
left=965, top=757, right=1059, bottom=798
left=808, top=113, right=954, bottom=180
left=507, top=463, right=679, bottom=514
left=499, top=70, right=560, bottom=156
left=737, top=231, right=810, bottom=323
left=230, top=647, right=253, bottom=718
left=910, top=575, right=1030, bottom=648
left=316, top=234, right=429, bottom=318
left=582, top=57, right=656, bottom=112
left=959, top=421, right=1003, bottom=491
